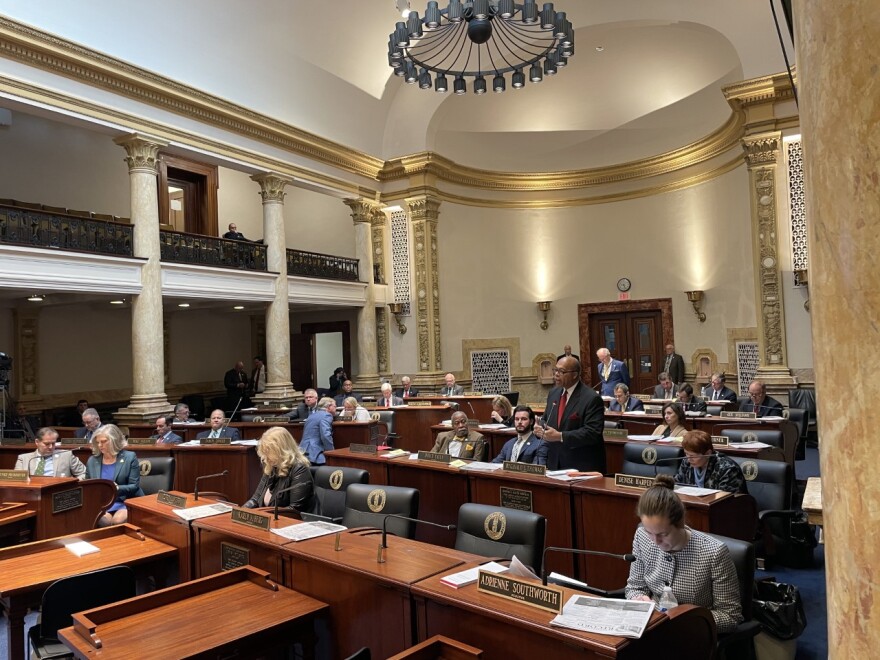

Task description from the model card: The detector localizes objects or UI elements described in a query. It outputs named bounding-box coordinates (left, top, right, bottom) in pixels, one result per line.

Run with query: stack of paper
left=270, top=521, right=347, bottom=542
left=172, top=503, right=233, bottom=521
left=65, top=541, right=100, bottom=557
left=440, top=561, right=508, bottom=588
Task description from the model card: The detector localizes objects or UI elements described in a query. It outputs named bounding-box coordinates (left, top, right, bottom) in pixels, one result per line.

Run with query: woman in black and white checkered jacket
left=625, top=474, right=743, bottom=633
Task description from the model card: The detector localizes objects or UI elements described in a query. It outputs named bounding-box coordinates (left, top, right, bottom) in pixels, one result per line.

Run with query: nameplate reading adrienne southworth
left=157, top=490, right=187, bottom=508
left=350, top=443, right=378, bottom=455
left=500, top=487, right=533, bottom=512
left=477, top=570, right=562, bottom=614
left=220, top=542, right=250, bottom=571
left=200, top=436, right=232, bottom=445
left=603, top=428, right=628, bottom=439
left=52, top=487, right=83, bottom=514
left=418, top=451, right=452, bottom=464
left=614, top=474, right=655, bottom=490
left=502, top=460, right=546, bottom=476
left=0, top=470, right=28, bottom=482
left=711, top=435, right=730, bottom=446
left=127, top=437, right=154, bottom=445
left=231, top=507, right=271, bottom=531
left=720, top=411, right=757, bottom=419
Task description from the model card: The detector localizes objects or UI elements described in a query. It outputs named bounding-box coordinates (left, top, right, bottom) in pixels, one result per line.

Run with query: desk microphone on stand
left=378, top=514, right=456, bottom=563
left=193, top=470, right=228, bottom=501
left=541, top=546, right=636, bottom=590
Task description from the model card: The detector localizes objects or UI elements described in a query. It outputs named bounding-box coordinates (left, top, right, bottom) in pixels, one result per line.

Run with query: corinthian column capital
left=113, top=134, right=167, bottom=174
left=251, top=172, right=292, bottom=203
left=344, top=198, right=381, bottom=224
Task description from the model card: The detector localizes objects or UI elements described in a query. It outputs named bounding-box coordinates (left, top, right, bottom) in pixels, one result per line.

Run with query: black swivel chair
left=621, top=443, right=683, bottom=477
left=502, top=391, right=520, bottom=406
left=138, top=457, right=176, bottom=496
left=454, top=503, right=546, bottom=574
left=28, top=566, right=137, bottom=659
left=788, top=388, right=817, bottom=446
left=179, top=394, right=206, bottom=421
left=308, top=466, right=369, bottom=523
left=373, top=410, right=397, bottom=446
left=341, top=483, right=420, bottom=539
left=785, top=407, right=810, bottom=460
left=707, top=533, right=761, bottom=660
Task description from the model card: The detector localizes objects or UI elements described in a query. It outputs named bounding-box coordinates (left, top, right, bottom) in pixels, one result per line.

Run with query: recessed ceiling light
left=233, top=305, right=245, bottom=310
left=27, top=294, right=44, bottom=302
left=177, top=303, right=190, bottom=308
left=595, top=45, right=605, bottom=52
left=110, top=299, right=125, bottom=305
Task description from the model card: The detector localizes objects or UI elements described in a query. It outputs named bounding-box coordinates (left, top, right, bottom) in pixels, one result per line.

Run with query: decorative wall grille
left=736, top=341, right=760, bottom=396
left=390, top=208, right=411, bottom=315
left=470, top=350, right=511, bottom=395
left=787, top=138, right=808, bottom=286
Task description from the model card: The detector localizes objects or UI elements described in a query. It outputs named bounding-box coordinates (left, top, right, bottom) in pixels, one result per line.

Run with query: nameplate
left=502, top=461, right=546, bottom=476
left=644, top=405, right=663, bottom=414
left=477, top=570, right=562, bottom=614
left=0, top=469, right=28, bottom=482
left=52, top=487, right=83, bottom=514
left=463, top=391, right=483, bottom=396
left=261, top=416, right=289, bottom=423
left=720, top=411, right=756, bottom=419
left=711, top=435, right=730, bottom=446
left=157, top=490, right=187, bottom=508
left=407, top=401, right=433, bottom=407
left=417, top=451, right=451, bottom=464
left=614, top=473, right=654, bottom=489
left=128, top=437, right=154, bottom=445
left=350, top=443, right=378, bottom=455
left=2, top=436, right=27, bottom=445
left=603, top=428, right=628, bottom=439
left=631, top=393, right=651, bottom=401
left=200, top=436, right=232, bottom=445
left=699, top=396, right=710, bottom=402
left=231, top=508, right=271, bottom=531
left=220, top=542, right=250, bottom=571
left=500, top=486, right=533, bottom=512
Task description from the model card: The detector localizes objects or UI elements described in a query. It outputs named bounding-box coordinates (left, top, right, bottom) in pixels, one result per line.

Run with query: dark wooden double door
left=588, top=310, right=664, bottom=396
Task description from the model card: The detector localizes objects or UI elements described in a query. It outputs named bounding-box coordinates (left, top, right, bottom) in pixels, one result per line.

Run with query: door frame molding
left=578, top=298, right=674, bottom=383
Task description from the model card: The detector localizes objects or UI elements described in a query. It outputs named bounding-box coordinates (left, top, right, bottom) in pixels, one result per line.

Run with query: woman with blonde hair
left=341, top=396, right=370, bottom=422
left=85, top=424, right=143, bottom=526
left=243, top=426, right=315, bottom=514
left=490, top=395, right=514, bottom=426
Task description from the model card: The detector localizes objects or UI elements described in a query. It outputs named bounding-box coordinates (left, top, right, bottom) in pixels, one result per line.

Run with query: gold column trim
left=344, top=198, right=381, bottom=224
left=113, top=133, right=167, bottom=174
left=251, top=172, right=292, bottom=204
left=407, top=196, right=442, bottom=373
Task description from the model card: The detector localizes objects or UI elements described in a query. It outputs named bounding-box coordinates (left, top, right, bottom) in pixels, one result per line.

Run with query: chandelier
left=388, top=1, right=575, bottom=94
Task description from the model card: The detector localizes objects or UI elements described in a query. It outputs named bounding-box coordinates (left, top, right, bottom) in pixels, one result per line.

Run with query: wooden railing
left=159, top=230, right=267, bottom=271
left=287, top=248, right=360, bottom=282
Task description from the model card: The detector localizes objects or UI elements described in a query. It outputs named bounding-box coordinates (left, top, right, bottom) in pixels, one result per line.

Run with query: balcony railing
left=0, top=204, right=133, bottom=256
left=159, top=231, right=267, bottom=271
left=286, top=248, right=360, bottom=282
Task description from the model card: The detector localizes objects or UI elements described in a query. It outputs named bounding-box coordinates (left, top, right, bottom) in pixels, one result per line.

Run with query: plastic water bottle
left=658, top=586, right=678, bottom=612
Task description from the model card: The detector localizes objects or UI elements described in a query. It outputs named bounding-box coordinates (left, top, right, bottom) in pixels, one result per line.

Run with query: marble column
left=113, top=134, right=173, bottom=423
left=406, top=195, right=443, bottom=382
left=251, top=173, right=295, bottom=405
left=796, top=2, right=880, bottom=656
left=344, top=198, right=380, bottom=386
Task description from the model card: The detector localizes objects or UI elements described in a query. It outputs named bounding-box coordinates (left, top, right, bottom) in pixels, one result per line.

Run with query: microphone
left=541, top=546, right=636, bottom=586
left=272, top=482, right=306, bottom=521
left=27, top=452, right=52, bottom=477
left=193, top=470, right=228, bottom=501
left=591, top=381, right=602, bottom=392
left=440, top=401, right=460, bottom=411
left=464, top=400, right=477, bottom=420
left=378, top=514, right=456, bottom=562
left=221, top=397, right=244, bottom=433
left=541, top=401, right=557, bottom=429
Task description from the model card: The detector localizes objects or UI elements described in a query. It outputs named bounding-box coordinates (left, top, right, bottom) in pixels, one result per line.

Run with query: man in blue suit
left=596, top=348, right=630, bottom=397
left=492, top=406, right=547, bottom=465
left=608, top=384, right=645, bottom=412
left=196, top=409, right=242, bottom=441
left=151, top=416, right=183, bottom=444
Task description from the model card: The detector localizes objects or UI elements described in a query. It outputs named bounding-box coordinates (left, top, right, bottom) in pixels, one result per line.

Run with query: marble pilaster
left=345, top=198, right=380, bottom=386
left=406, top=195, right=443, bottom=380
left=372, top=208, right=391, bottom=378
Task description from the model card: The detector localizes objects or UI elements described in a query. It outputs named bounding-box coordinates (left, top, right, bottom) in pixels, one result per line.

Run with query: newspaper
left=172, top=503, right=233, bottom=521
left=551, top=594, right=653, bottom=638
left=270, top=520, right=347, bottom=542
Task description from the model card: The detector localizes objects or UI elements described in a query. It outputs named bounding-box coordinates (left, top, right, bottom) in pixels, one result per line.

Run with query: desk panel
left=325, top=448, right=392, bottom=485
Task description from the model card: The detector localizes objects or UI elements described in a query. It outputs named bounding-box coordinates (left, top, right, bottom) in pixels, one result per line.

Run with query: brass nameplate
left=721, top=411, right=756, bottom=419
left=261, top=416, right=289, bottom=422
left=220, top=542, right=250, bottom=571
left=699, top=396, right=710, bottom=402
left=0, top=469, right=28, bottom=482
left=603, top=428, right=628, bottom=439
left=502, top=461, right=546, bottom=476
left=128, top=437, right=154, bottom=445
left=631, top=393, right=651, bottom=401
left=614, top=473, right=655, bottom=489
left=407, top=401, right=433, bottom=407
left=2, top=436, right=27, bottom=445
left=200, top=436, right=232, bottom=445
left=711, top=435, right=730, bottom=446
left=644, top=405, right=663, bottom=415
left=350, top=443, right=378, bottom=455
left=417, top=451, right=451, bottom=464
left=463, top=391, right=484, bottom=396
left=500, top=486, right=533, bottom=512
left=231, top=507, right=271, bottom=531
left=157, top=490, right=187, bottom=508
left=52, top=487, right=83, bottom=513
left=477, top=570, right=562, bottom=614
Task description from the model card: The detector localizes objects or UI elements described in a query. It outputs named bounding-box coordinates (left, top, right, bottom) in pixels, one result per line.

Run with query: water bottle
left=658, top=586, right=678, bottom=612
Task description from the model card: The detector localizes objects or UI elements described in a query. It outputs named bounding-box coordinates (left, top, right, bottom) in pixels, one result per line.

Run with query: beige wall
left=284, top=189, right=356, bottom=258
left=217, top=167, right=264, bottom=241
left=166, top=308, right=253, bottom=386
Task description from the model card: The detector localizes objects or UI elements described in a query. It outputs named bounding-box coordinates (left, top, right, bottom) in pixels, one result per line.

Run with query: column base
left=114, top=394, right=173, bottom=424
left=411, top=372, right=447, bottom=390
left=354, top=373, right=381, bottom=389
left=754, top=367, right=797, bottom=398
left=256, top=383, right=299, bottom=407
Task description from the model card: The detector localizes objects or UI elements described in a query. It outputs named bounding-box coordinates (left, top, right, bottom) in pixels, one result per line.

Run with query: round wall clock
left=617, top=277, right=632, bottom=292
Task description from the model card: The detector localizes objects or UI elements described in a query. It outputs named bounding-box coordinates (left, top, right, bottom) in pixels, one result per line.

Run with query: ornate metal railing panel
left=0, top=205, right=133, bottom=256
left=159, top=231, right=267, bottom=271
left=287, top=248, right=360, bottom=282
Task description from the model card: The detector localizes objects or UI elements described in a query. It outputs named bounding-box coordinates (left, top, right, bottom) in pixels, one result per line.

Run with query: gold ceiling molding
left=723, top=70, right=797, bottom=108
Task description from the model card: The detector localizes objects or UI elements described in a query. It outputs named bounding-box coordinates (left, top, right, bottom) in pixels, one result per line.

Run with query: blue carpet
left=0, top=610, right=39, bottom=660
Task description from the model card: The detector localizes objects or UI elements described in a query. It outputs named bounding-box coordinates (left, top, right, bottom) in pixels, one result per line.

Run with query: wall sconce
left=794, top=269, right=810, bottom=311
left=537, top=301, right=552, bottom=330
left=388, top=302, right=407, bottom=334
left=685, top=290, right=707, bottom=322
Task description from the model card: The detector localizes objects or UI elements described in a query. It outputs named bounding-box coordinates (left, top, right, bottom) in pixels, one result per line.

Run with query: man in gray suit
left=377, top=382, right=404, bottom=407
left=74, top=408, right=101, bottom=440
left=196, top=409, right=242, bottom=441
left=441, top=373, right=464, bottom=396
left=653, top=372, right=677, bottom=400
left=15, top=427, right=86, bottom=479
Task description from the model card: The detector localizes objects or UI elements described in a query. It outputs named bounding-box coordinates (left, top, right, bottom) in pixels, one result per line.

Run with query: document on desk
left=270, top=521, right=347, bottom=541
left=627, top=435, right=664, bottom=442
left=732, top=441, right=771, bottom=449
left=478, top=423, right=509, bottom=430
left=440, top=561, right=508, bottom=588
left=458, top=461, right=504, bottom=471
left=65, top=541, right=100, bottom=557
left=675, top=485, right=721, bottom=497
left=551, top=595, right=653, bottom=638
left=172, top=503, right=233, bottom=521
left=546, top=470, right=603, bottom=482
left=231, top=439, right=259, bottom=446
left=382, top=449, right=410, bottom=458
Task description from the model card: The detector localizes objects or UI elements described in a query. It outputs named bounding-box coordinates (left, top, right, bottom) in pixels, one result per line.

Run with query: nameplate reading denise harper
left=477, top=570, right=562, bottom=613
left=614, top=474, right=655, bottom=490
left=231, top=508, right=271, bottom=531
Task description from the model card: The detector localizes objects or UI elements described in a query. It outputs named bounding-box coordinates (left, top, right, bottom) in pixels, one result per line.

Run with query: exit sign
left=618, top=292, right=630, bottom=301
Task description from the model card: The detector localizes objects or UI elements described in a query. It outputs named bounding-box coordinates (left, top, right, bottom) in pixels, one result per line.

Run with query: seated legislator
left=299, top=397, right=336, bottom=465
left=430, top=411, right=487, bottom=461
left=652, top=402, right=688, bottom=439
left=74, top=407, right=102, bottom=440
left=196, top=409, right=242, bottom=441
left=151, top=416, right=183, bottom=444
left=441, top=373, right=465, bottom=396
left=340, top=396, right=370, bottom=422
left=626, top=474, right=743, bottom=633
left=333, top=379, right=363, bottom=406
left=394, top=375, right=419, bottom=399
left=489, top=395, right=515, bottom=426
left=702, top=372, right=738, bottom=403
left=740, top=380, right=785, bottom=417
left=243, top=426, right=315, bottom=514
left=653, top=372, right=677, bottom=400
left=608, top=384, right=645, bottom=412
left=491, top=406, right=547, bottom=465
left=378, top=382, right=405, bottom=408
left=677, top=383, right=708, bottom=413
left=284, top=389, right=319, bottom=422
left=15, top=427, right=87, bottom=479
left=173, top=402, right=200, bottom=424
left=86, top=424, right=144, bottom=527
left=533, top=356, right=606, bottom=472
left=674, top=430, right=747, bottom=494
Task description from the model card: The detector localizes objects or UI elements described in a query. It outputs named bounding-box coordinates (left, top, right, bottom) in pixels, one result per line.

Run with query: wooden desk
left=325, top=447, right=394, bottom=484
left=602, top=437, right=776, bottom=475
left=572, top=478, right=753, bottom=590
left=0, top=524, right=176, bottom=660
left=803, top=476, right=823, bottom=526
left=388, top=635, right=483, bottom=659
left=388, top=406, right=455, bottom=452
left=58, top=566, right=327, bottom=660
left=412, top=564, right=716, bottom=659
left=408, top=396, right=497, bottom=423
left=0, top=503, right=35, bottom=547
left=173, top=444, right=262, bottom=505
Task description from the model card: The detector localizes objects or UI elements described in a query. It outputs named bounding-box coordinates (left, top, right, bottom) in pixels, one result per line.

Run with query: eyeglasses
left=552, top=368, right=577, bottom=375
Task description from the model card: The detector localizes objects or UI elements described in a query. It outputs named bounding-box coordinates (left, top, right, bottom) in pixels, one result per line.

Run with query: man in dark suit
left=225, top=361, right=250, bottom=397
left=557, top=344, right=580, bottom=362
left=74, top=408, right=101, bottom=440
left=394, top=375, right=419, bottom=399
left=653, top=372, right=677, bottom=400
left=608, top=384, right=645, bottom=412
left=151, top=416, right=183, bottom=444
left=285, top=389, right=319, bottom=421
left=702, top=372, right=738, bottom=403
left=492, top=406, right=547, bottom=465
left=333, top=379, right=363, bottom=406
left=223, top=223, right=261, bottom=242
left=534, top=356, right=606, bottom=472
left=378, top=383, right=404, bottom=407
left=662, top=344, right=686, bottom=386
left=677, top=383, right=708, bottom=413
left=441, top=373, right=464, bottom=396
left=740, top=380, right=784, bottom=417
left=196, top=409, right=242, bottom=441
left=596, top=348, right=630, bottom=397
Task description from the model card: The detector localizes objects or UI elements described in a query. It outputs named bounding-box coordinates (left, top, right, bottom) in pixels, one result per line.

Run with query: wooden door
left=290, top=333, right=314, bottom=390
left=588, top=310, right=664, bottom=395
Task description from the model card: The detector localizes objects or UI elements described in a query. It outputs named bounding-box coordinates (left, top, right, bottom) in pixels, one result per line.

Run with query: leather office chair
left=706, top=533, right=761, bottom=660
left=373, top=410, right=397, bottom=445
left=138, top=456, right=175, bottom=496
left=788, top=388, right=817, bottom=446
left=179, top=394, right=206, bottom=421
left=454, top=503, right=546, bottom=574
left=785, top=407, right=810, bottom=460
left=28, top=565, right=136, bottom=659
left=621, top=443, right=683, bottom=477
left=341, top=483, right=419, bottom=539
left=311, top=466, right=369, bottom=523
left=502, top=391, right=520, bottom=406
